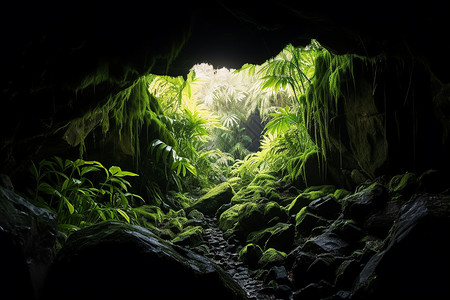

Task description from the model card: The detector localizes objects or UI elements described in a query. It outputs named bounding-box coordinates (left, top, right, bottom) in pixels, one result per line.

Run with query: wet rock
left=0, top=186, right=58, bottom=300
left=308, top=195, right=341, bottom=220
left=353, top=194, right=450, bottom=299
left=293, top=280, right=333, bottom=300
left=43, top=221, right=247, bottom=300
left=290, top=251, right=316, bottom=287
left=342, top=183, right=387, bottom=224
left=265, top=223, right=295, bottom=253
left=302, top=232, right=350, bottom=255
left=265, top=265, right=290, bottom=286
left=329, top=219, right=365, bottom=244
left=334, top=259, right=361, bottom=289
left=295, top=207, right=328, bottom=237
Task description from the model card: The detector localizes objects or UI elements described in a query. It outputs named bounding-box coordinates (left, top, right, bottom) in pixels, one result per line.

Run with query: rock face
left=0, top=185, right=58, bottom=300
left=42, top=221, right=247, bottom=300
left=353, top=193, right=450, bottom=299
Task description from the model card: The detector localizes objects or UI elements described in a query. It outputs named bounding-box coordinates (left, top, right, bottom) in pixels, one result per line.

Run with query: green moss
left=238, top=243, right=263, bottom=269
left=238, top=202, right=265, bottom=234
left=171, top=225, right=204, bottom=247
left=218, top=204, right=244, bottom=231
left=334, top=188, right=352, bottom=201
left=187, top=209, right=204, bottom=220
left=388, top=172, right=417, bottom=194
left=247, top=222, right=291, bottom=249
left=285, top=190, right=327, bottom=216
left=304, top=185, right=336, bottom=195
left=134, top=205, right=164, bottom=226
left=190, top=181, right=233, bottom=215
left=258, top=248, right=286, bottom=268
left=264, top=202, right=288, bottom=224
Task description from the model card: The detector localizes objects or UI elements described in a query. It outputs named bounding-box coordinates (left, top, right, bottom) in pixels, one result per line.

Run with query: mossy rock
left=304, top=185, right=336, bottom=195
left=238, top=243, right=263, bottom=269
left=247, top=222, right=295, bottom=252
left=218, top=204, right=244, bottom=231
left=162, top=216, right=188, bottom=234
left=264, top=201, right=288, bottom=224
left=334, top=188, right=352, bottom=201
left=258, top=248, right=286, bottom=269
left=238, top=202, right=265, bottom=235
left=189, top=181, right=233, bottom=216
left=295, top=207, right=328, bottom=236
left=134, top=205, right=164, bottom=226
left=388, top=172, right=417, bottom=196
left=285, top=191, right=325, bottom=216
left=172, top=225, right=204, bottom=247
left=188, top=209, right=204, bottom=220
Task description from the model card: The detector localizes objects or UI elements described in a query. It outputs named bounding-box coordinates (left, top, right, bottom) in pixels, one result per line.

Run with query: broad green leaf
left=81, top=166, right=100, bottom=176
left=109, top=166, right=121, bottom=175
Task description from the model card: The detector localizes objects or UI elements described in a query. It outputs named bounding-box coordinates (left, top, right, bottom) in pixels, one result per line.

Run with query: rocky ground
left=1, top=170, right=450, bottom=299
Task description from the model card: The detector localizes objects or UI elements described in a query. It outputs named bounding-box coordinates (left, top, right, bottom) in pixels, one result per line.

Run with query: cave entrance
left=146, top=40, right=320, bottom=190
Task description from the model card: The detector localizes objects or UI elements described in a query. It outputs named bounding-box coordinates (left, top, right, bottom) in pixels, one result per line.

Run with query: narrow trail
left=201, top=217, right=274, bottom=300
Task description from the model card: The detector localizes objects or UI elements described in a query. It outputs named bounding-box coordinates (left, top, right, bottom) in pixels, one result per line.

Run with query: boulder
left=308, top=196, right=341, bottom=220
left=342, top=183, right=387, bottom=224
left=218, top=204, right=244, bottom=231
left=259, top=248, right=287, bottom=269
left=302, top=232, right=351, bottom=256
left=238, top=202, right=265, bottom=235
left=238, top=243, right=263, bottom=269
left=172, top=225, right=204, bottom=247
left=0, top=186, right=58, bottom=300
left=247, top=222, right=295, bottom=253
left=188, top=181, right=233, bottom=216
left=295, top=207, right=328, bottom=237
left=42, top=221, right=247, bottom=300
left=353, top=194, right=450, bottom=299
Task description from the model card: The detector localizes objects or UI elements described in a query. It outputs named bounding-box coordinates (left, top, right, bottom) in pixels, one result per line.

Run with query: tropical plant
left=28, top=156, right=144, bottom=235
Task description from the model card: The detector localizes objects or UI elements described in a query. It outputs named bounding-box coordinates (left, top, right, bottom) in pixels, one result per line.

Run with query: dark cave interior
left=1, top=2, right=450, bottom=300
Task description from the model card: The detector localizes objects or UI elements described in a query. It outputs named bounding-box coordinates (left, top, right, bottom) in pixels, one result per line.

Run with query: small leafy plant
left=28, top=156, right=144, bottom=234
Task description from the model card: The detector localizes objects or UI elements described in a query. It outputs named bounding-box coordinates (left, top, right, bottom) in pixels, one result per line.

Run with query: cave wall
left=2, top=2, right=450, bottom=188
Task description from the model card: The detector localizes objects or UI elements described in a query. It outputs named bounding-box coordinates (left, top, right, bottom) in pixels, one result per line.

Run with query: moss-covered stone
left=134, top=205, right=164, bottom=226
left=218, top=204, right=244, bottom=231
left=238, top=202, right=265, bottom=235
left=334, top=188, right=352, bottom=201
left=172, top=225, right=204, bottom=247
left=295, top=207, right=328, bottom=236
left=258, top=248, right=286, bottom=268
left=304, top=185, right=336, bottom=195
left=286, top=190, right=326, bottom=216
left=189, top=181, right=233, bottom=216
left=264, top=201, right=288, bottom=224
left=162, top=216, right=188, bottom=234
left=238, top=243, right=263, bottom=269
left=247, top=222, right=294, bottom=252
left=388, top=172, right=417, bottom=195
left=188, top=209, right=204, bottom=220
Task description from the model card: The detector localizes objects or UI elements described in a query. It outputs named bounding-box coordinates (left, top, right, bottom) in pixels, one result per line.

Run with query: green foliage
left=28, top=156, right=144, bottom=235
